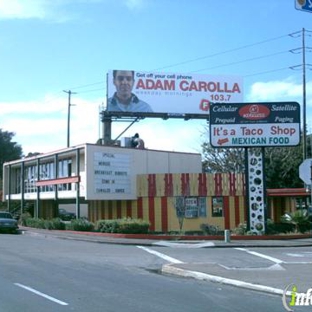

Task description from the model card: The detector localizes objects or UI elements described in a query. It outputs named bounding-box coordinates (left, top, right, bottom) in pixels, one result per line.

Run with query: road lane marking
left=152, top=241, right=215, bottom=248
left=286, top=253, right=304, bottom=257
left=218, top=263, right=285, bottom=271
left=235, top=248, right=284, bottom=264
left=137, top=246, right=183, bottom=264
left=14, top=283, right=68, bottom=306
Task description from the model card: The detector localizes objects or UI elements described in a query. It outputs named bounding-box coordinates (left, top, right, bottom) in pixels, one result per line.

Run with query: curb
left=161, top=264, right=287, bottom=296
left=19, top=227, right=312, bottom=248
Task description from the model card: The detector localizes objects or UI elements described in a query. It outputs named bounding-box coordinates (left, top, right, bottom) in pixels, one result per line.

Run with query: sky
left=1, top=0, right=312, bottom=157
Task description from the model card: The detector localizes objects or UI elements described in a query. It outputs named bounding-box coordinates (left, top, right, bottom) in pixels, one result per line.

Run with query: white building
left=2, top=143, right=202, bottom=220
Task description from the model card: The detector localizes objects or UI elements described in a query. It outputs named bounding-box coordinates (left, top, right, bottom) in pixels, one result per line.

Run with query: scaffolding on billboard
left=100, top=110, right=210, bottom=145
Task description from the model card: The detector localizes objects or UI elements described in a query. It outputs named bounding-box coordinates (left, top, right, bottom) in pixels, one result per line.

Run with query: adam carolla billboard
left=106, top=70, right=243, bottom=114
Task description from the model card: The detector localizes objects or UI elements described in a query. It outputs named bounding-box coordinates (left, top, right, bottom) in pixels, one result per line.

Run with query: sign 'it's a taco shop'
left=209, top=102, right=300, bottom=148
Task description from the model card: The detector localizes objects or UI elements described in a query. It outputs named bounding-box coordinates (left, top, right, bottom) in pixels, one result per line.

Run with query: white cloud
left=1, top=94, right=205, bottom=156
left=0, top=0, right=48, bottom=20
left=247, top=77, right=309, bottom=102
left=4, top=77, right=312, bottom=156
left=0, top=0, right=79, bottom=22
left=1, top=94, right=101, bottom=155
left=247, top=77, right=312, bottom=115
left=110, top=118, right=206, bottom=154
left=124, top=0, right=145, bottom=10
left=0, top=0, right=147, bottom=21
left=247, top=77, right=312, bottom=133
left=247, top=77, right=312, bottom=114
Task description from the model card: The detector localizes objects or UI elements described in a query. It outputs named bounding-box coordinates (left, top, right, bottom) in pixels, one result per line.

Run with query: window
left=39, top=162, right=54, bottom=192
left=24, top=165, right=37, bottom=193
left=174, top=196, right=207, bottom=219
left=185, top=197, right=199, bottom=218
left=212, top=197, right=223, bottom=217
left=198, top=197, right=207, bottom=217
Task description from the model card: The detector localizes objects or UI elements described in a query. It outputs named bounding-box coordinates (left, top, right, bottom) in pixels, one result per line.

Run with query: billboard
left=106, top=70, right=243, bottom=115
left=209, top=102, right=301, bottom=148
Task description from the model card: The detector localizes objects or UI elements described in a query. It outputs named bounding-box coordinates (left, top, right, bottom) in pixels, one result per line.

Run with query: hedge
left=96, top=218, right=150, bottom=234
left=66, top=218, right=94, bottom=232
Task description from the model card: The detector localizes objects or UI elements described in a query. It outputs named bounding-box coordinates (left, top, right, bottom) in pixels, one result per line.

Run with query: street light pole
left=63, top=90, right=77, bottom=148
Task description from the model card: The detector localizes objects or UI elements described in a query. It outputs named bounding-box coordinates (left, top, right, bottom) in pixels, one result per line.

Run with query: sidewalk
left=20, top=227, right=312, bottom=296
left=19, top=226, right=312, bottom=248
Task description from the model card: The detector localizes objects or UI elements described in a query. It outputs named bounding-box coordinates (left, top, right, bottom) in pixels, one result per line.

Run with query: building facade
left=2, top=143, right=307, bottom=233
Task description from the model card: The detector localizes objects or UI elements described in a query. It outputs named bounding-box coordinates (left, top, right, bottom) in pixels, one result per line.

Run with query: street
left=0, top=232, right=310, bottom=311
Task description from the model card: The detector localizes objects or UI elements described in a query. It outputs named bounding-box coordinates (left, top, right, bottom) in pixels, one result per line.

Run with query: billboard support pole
left=113, top=117, right=140, bottom=142
left=246, top=147, right=266, bottom=235
left=103, top=115, right=112, bottom=145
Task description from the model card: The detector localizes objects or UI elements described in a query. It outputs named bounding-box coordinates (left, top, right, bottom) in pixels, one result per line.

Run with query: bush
left=118, top=218, right=150, bottom=234
left=96, top=220, right=119, bottom=233
left=233, top=222, right=248, bottom=235
left=44, top=218, right=66, bottom=230
left=23, top=217, right=66, bottom=230
left=281, top=211, right=311, bottom=234
left=24, top=218, right=45, bottom=229
left=96, top=218, right=150, bottom=234
left=266, top=221, right=295, bottom=234
left=19, top=212, right=32, bottom=226
left=66, top=218, right=94, bottom=232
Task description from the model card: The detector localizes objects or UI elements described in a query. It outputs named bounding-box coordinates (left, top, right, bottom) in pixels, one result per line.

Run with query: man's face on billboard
left=113, top=71, right=134, bottom=101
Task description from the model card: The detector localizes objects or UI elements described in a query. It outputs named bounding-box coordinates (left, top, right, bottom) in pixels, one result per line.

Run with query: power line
left=152, top=33, right=290, bottom=71
left=66, top=81, right=104, bottom=91
left=192, top=50, right=289, bottom=73
left=243, top=66, right=291, bottom=78
left=62, top=29, right=312, bottom=93
left=76, top=87, right=104, bottom=94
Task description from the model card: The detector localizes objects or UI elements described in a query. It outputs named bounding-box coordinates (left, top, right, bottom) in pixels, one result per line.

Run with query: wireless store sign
left=209, top=102, right=301, bottom=148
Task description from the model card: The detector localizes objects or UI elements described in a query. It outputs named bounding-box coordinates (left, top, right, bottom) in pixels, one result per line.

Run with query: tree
left=264, top=146, right=303, bottom=188
left=0, top=129, right=23, bottom=180
left=202, top=143, right=245, bottom=173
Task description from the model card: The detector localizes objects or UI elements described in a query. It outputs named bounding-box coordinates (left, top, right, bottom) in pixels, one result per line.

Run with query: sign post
left=299, top=158, right=312, bottom=208
left=299, top=158, right=312, bottom=186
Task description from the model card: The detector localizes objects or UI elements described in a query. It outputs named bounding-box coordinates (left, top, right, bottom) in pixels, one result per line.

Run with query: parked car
left=307, top=206, right=312, bottom=222
left=0, top=211, right=19, bottom=234
left=58, top=208, right=76, bottom=221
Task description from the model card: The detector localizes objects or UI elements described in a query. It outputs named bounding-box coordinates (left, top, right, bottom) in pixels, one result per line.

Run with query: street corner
left=161, top=261, right=288, bottom=297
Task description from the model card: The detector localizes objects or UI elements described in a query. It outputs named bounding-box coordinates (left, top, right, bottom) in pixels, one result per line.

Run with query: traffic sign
left=299, top=158, right=312, bottom=185
left=295, top=0, right=312, bottom=13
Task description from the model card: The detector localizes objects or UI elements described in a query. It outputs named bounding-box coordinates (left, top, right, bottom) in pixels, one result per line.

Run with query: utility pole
left=302, top=27, right=307, bottom=160
left=289, top=28, right=312, bottom=160
left=63, top=90, right=77, bottom=148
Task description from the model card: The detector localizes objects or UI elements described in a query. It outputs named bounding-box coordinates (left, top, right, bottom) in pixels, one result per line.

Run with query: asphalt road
left=0, top=232, right=309, bottom=311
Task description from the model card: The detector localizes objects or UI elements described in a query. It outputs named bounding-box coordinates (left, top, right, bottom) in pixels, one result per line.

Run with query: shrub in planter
left=66, top=218, right=94, bottom=232
left=232, top=222, right=248, bottom=235
left=44, top=218, right=66, bottom=230
left=23, top=217, right=65, bottom=230
left=281, top=211, right=310, bottom=233
left=96, top=220, right=119, bottom=233
left=96, top=218, right=150, bottom=234
left=19, top=212, right=33, bottom=226
left=118, top=218, right=150, bottom=234
left=267, top=222, right=295, bottom=234
left=24, top=218, right=45, bottom=229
